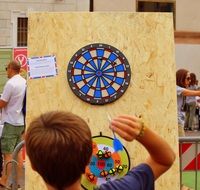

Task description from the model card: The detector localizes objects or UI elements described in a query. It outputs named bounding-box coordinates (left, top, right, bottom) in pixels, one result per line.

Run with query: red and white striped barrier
left=180, top=143, right=200, bottom=171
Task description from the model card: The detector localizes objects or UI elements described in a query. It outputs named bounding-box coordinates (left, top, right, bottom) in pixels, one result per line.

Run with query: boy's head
left=25, top=111, right=92, bottom=190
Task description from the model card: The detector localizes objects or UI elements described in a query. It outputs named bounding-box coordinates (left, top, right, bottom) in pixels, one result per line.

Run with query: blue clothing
left=99, top=164, right=154, bottom=190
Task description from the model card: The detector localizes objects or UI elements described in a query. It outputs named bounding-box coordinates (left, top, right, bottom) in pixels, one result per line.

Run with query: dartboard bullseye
left=67, top=43, right=131, bottom=105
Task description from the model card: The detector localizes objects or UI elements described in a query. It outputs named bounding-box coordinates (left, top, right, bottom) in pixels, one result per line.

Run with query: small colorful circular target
left=81, top=134, right=130, bottom=190
left=67, top=43, right=131, bottom=105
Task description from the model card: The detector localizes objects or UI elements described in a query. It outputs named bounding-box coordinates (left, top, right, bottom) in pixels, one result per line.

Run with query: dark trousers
left=198, top=108, right=200, bottom=130
left=0, top=141, right=3, bottom=177
left=196, top=107, right=200, bottom=130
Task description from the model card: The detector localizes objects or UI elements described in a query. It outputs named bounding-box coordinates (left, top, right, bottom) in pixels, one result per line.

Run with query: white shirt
left=1, top=74, right=26, bottom=126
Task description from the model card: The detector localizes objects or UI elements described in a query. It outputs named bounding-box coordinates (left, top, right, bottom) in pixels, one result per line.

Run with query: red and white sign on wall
left=13, top=48, right=27, bottom=78
left=13, top=48, right=27, bottom=70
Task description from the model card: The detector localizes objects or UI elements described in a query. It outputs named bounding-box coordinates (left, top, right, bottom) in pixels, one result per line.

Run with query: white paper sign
left=28, top=55, right=57, bottom=79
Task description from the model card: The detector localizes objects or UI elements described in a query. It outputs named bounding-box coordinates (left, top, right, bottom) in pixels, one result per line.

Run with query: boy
left=25, top=111, right=176, bottom=190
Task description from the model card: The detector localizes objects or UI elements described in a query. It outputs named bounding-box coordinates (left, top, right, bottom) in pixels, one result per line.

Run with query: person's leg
left=199, top=107, right=200, bottom=130
left=186, top=104, right=192, bottom=130
left=0, top=141, right=3, bottom=177
left=184, top=106, right=189, bottom=130
left=188, top=102, right=196, bottom=130
left=16, top=149, right=24, bottom=187
left=0, top=123, right=24, bottom=186
left=0, top=123, right=15, bottom=186
left=8, top=149, right=24, bottom=189
left=14, top=132, right=24, bottom=187
left=178, top=124, right=185, bottom=136
left=0, top=153, right=12, bottom=186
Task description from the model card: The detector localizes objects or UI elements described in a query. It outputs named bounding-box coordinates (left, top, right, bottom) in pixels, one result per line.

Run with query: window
left=90, top=0, right=94, bottom=11
left=137, top=1, right=176, bottom=28
left=17, top=18, right=28, bottom=47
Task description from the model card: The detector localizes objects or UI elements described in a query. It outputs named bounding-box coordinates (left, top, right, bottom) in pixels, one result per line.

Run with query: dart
left=107, top=114, right=123, bottom=152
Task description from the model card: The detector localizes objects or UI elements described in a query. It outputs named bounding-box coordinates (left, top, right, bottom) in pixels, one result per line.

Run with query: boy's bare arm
left=110, top=115, right=176, bottom=180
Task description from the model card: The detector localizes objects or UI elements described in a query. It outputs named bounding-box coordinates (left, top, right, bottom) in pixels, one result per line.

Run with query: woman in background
left=184, top=73, right=198, bottom=131
left=176, top=69, right=200, bottom=136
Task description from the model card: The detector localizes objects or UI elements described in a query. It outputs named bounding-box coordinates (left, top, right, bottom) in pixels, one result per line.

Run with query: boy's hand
left=109, top=115, right=142, bottom=141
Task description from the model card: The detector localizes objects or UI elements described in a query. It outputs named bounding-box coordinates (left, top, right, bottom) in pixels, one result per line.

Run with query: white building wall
left=175, top=0, right=200, bottom=81
left=93, top=0, right=135, bottom=11
left=176, top=0, right=200, bottom=31
left=0, top=0, right=199, bottom=81
left=92, top=0, right=200, bottom=32
left=0, top=0, right=89, bottom=47
left=175, top=44, right=200, bottom=81
left=0, top=8, right=12, bottom=47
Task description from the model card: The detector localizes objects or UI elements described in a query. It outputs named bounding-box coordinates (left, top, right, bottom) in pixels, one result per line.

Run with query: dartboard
left=81, top=135, right=130, bottom=190
left=67, top=43, right=131, bottom=105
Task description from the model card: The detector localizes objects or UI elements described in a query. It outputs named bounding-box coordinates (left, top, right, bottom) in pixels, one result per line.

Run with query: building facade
left=0, top=0, right=200, bottom=92
left=0, top=0, right=89, bottom=48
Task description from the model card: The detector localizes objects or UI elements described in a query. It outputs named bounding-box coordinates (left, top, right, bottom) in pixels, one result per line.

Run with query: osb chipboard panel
left=26, top=12, right=179, bottom=190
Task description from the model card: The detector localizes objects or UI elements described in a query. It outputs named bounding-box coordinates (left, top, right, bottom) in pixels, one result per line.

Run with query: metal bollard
left=9, top=140, right=25, bottom=190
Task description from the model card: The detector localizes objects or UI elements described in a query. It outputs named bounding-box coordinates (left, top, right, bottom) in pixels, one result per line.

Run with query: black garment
left=0, top=141, right=3, bottom=177
left=196, top=107, right=200, bottom=130
left=22, top=90, right=26, bottom=121
left=21, top=89, right=26, bottom=134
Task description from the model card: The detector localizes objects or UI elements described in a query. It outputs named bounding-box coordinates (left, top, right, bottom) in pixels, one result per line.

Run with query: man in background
left=0, top=60, right=26, bottom=188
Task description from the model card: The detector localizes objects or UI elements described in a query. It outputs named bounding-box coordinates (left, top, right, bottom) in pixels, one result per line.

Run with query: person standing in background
left=184, top=73, right=198, bottom=131
left=195, top=79, right=200, bottom=130
left=0, top=97, right=3, bottom=178
left=176, top=69, right=200, bottom=136
left=196, top=80, right=200, bottom=90
left=0, top=60, right=26, bottom=188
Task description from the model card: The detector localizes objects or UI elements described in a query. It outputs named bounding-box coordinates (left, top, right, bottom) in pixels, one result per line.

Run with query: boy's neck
left=46, top=179, right=82, bottom=190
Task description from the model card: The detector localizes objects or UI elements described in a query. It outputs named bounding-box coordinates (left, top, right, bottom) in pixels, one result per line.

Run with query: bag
left=181, top=96, right=188, bottom=112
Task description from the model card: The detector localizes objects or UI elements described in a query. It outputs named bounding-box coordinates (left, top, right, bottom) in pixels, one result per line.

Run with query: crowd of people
left=0, top=60, right=199, bottom=189
left=176, top=69, right=200, bottom=136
